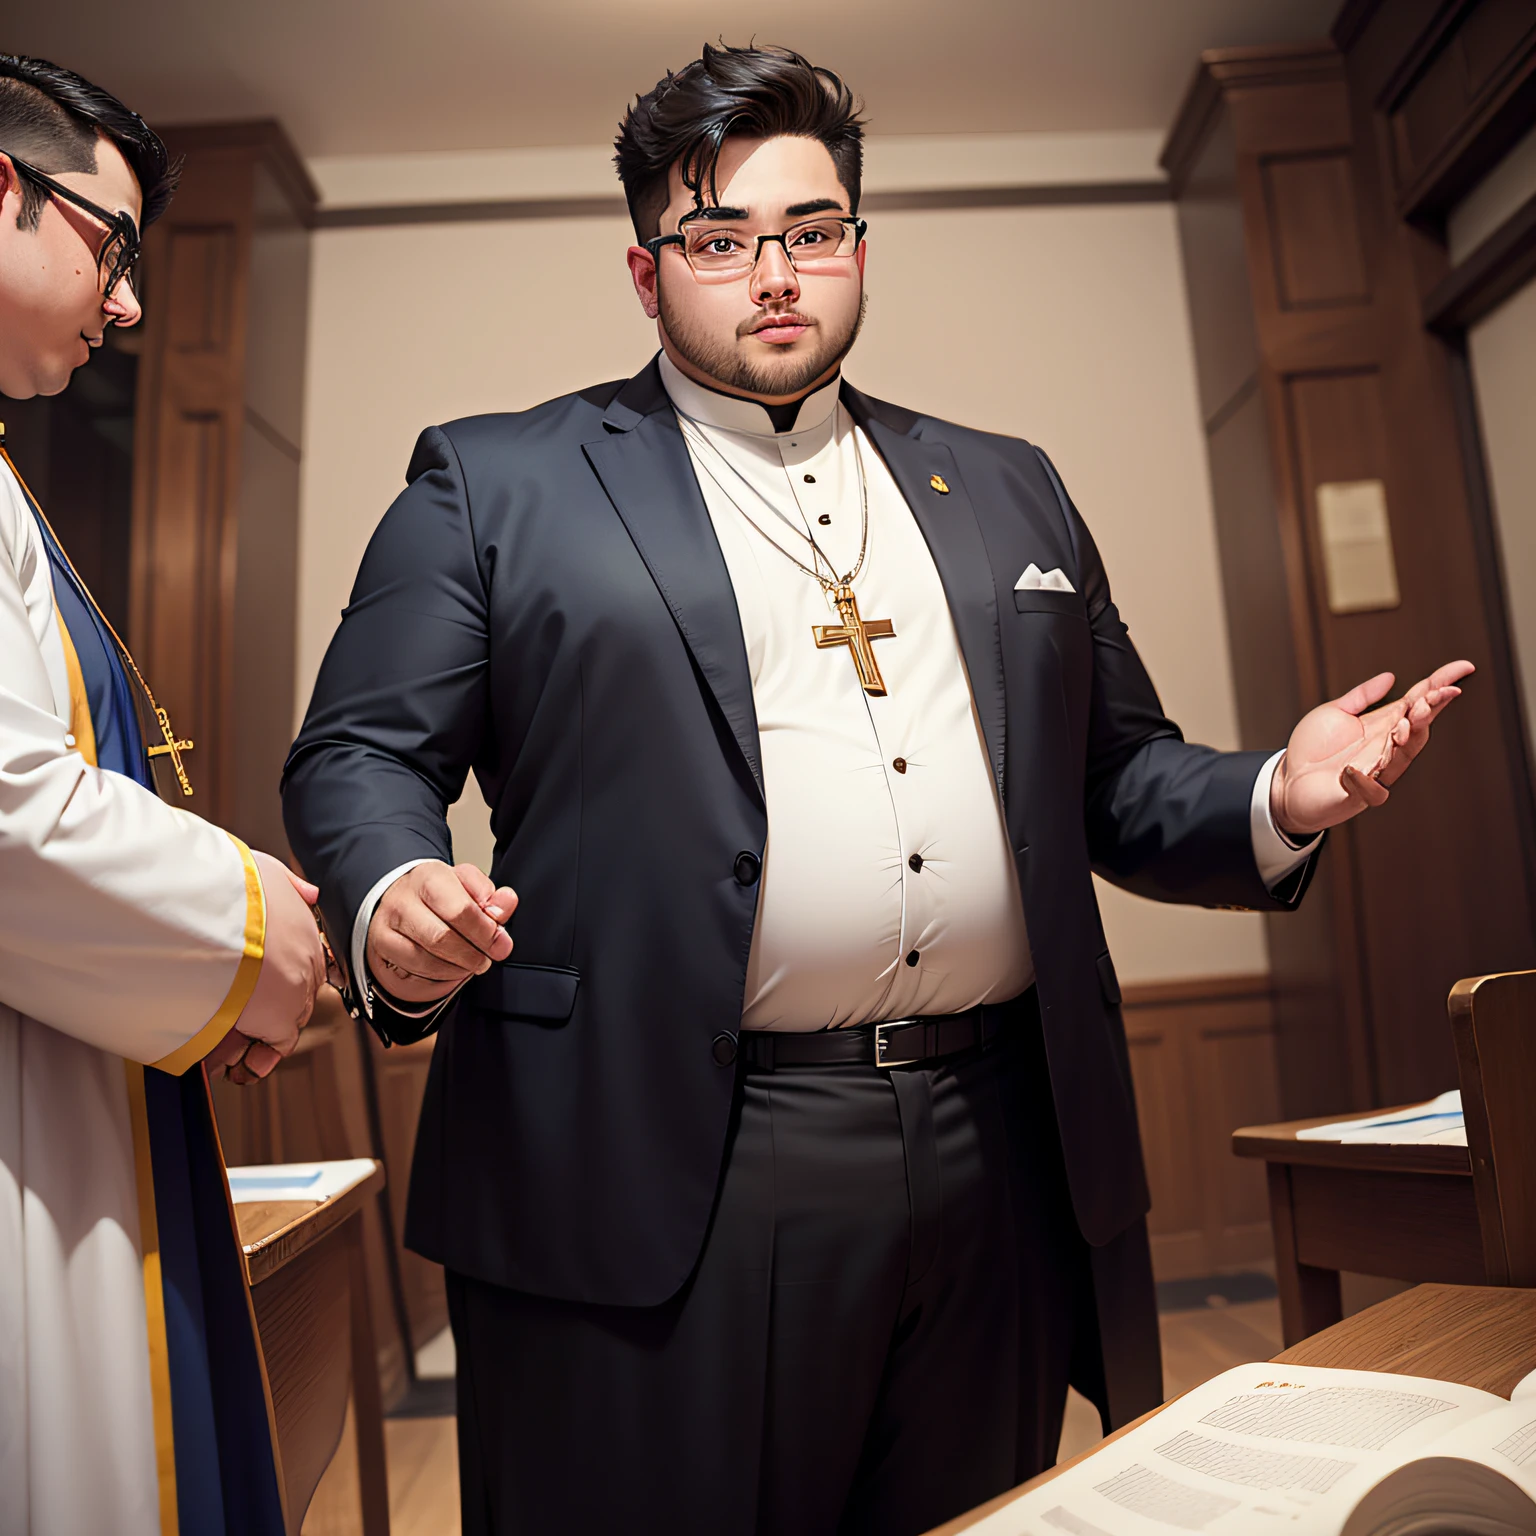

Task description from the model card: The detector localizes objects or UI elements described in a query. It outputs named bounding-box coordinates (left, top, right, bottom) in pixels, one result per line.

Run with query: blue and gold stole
left=4, top=446, right=288, bottom=1536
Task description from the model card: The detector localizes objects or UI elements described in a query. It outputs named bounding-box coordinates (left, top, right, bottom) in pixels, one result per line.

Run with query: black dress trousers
left=448, top=993, right=1104, bottom=1536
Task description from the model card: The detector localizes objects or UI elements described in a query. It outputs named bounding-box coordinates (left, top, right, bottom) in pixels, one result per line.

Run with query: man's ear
left=626, top=246, right=661, bottom=320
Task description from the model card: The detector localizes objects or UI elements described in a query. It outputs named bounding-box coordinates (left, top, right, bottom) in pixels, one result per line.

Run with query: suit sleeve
left=1033, top=448, right=1318, bottom=912
left=282, top=426, right=490, bottom=997
left=0, top=490, right=264, bottom=1070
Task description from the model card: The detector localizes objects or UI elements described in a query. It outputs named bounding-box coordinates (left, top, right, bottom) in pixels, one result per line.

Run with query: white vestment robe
left=0, top=452, right=266, bottom=1536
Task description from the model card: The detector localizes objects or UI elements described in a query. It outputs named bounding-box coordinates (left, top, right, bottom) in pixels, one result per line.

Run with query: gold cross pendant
left=813, top=585, right=896, bottom=696
left=147, top=705, right=196, bottom=796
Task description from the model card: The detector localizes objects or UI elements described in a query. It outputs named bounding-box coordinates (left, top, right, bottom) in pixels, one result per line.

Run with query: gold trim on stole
left=151, top=838, right=267, bottom=1077
left=53, top=608, right=99, bottom=766
left=125, top=1061, right=181, bottom=1536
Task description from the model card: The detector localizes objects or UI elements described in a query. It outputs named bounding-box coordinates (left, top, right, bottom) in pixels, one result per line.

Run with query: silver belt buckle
left=873, top=1018, right=923, bottom=1069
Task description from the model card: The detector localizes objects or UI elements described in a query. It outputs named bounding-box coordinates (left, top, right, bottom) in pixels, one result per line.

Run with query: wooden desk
left=1232, top=1108, right=1484, bottom=1345
left=234, top=1159, right=390, bottom=1536
left=930, top=1283, right=1536, bottom=1534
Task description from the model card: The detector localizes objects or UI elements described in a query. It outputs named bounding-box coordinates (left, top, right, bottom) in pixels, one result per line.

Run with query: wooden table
left=1231, top=1107, right=1484, bottom=1345
left=929, top=1282, right=1536, bottom=1534
left=234, top=1159, right=390, bottom=1536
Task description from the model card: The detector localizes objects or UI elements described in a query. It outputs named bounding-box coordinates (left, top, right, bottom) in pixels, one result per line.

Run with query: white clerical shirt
left=663, top=355, right=1036, bottom=1031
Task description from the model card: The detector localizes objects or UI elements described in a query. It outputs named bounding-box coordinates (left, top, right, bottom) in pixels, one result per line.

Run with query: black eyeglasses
left=646, top=213, right=866, bottom=282
left=2, top=150, right=142, bottom=303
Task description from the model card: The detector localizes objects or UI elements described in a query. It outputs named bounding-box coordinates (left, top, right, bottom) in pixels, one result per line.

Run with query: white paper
left=225, top=1157, right=377, bottom=1205
left=1295, top=1090, right=1464, bottom=1145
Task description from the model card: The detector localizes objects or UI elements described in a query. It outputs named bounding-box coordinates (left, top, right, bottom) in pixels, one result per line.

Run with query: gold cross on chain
left=813, top=584, right=897, bottom=696
left=146, top=705, right=196, bottom=796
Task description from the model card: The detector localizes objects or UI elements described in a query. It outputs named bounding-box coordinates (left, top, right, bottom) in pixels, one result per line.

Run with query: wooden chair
left=1449, top=968, right=1536, bottom=1287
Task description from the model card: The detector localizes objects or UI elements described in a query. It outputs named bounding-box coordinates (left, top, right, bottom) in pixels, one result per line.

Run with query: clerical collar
left=659, top=351, right=841, bottom=440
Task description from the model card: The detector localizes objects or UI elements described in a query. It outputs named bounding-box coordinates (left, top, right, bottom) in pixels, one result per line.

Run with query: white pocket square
left=1015, top=563, right=1075, bottom=593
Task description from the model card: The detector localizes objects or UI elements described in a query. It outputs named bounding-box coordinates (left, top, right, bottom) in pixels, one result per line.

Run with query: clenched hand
left=205, top=850, right=327, bottom=1085
left=366, top=861, right=518, bottom=1005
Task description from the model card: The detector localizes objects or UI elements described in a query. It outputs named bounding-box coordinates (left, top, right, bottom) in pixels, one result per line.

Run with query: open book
left=972, top=1361, right=1536, bottom=1535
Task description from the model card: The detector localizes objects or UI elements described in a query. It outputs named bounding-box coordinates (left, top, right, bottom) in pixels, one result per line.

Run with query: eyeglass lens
left=683, top=217, right=858, bottom=277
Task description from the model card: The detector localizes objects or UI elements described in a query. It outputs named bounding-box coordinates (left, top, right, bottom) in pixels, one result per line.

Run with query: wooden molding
left=1423, top=187, right=1536, bottom=332
left=1121, top=973, right=1274, bottom=1010
left=1161, top=42, right=1344, bottom=191
left=1330, top=0, right=1388, bottom=53
left=1377, top=1, right=1536, bottom=220
left=159, top=119, right=320, bottom=226
left=313, top=178, right=1170, bottom=230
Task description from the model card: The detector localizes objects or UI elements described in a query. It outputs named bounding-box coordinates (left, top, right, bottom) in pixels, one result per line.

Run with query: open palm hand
left=1270, top=660, right=1475, bottom=838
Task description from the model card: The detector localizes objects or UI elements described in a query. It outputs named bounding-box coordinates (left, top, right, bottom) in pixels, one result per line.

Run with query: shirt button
left=733, top=851, right=761, bottom=886
left=905, top=950, right=921, bottom=967
left=711, top=1032, right=738, bottom=1066
left=64, top=732, right=77, bottom=747
left=892, top=757, right=907, bottom=774
left=908, top=854, right=923, bottom=872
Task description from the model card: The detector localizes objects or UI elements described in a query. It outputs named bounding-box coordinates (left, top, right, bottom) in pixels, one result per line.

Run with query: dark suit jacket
left=284, top=355, right=1311, bottom=1367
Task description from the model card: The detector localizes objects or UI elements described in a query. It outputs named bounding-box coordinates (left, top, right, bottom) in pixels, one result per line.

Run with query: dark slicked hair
left=0, top=54, right=177, bottom=230
left=615, top=43, right=864, bottom=241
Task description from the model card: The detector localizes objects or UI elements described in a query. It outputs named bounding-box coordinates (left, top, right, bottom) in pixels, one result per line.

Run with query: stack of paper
left=225, top=1158, right=378, bottom=1204
left=1294, top=1090, right=1466, bottom=1147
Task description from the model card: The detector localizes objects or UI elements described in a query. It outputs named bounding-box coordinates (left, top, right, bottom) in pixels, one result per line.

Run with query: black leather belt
left=739, top=1003, right=1003, bottom=1073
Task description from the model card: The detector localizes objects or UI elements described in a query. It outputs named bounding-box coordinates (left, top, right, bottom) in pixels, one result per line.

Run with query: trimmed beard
left=659, top=288, right=868, bottom=400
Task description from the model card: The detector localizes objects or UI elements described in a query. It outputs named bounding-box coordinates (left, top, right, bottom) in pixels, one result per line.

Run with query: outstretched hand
left=1270, top=660, right=1474, bottom=839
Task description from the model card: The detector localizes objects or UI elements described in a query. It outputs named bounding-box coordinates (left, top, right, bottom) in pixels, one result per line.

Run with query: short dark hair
left=614, top=43, right=864, bottom=241
left=0, top=54, right=177, bottom=230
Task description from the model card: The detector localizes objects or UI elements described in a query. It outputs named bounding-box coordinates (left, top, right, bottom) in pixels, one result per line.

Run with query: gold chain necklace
left=677, top=417, right=898, bottom=696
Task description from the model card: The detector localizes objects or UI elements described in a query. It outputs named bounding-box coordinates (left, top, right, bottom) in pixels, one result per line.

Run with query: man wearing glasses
left=287, top=43, right=1470, bottom=1536
left=0, top=54, right=326, bottom=1535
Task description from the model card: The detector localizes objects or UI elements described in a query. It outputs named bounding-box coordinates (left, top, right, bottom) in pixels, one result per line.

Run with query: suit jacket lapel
left=847, top=389, right=1008, bottom=800
left=583, top=363, right=764, bottom=803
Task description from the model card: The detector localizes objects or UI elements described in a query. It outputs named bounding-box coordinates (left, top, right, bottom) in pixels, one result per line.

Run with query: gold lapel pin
left=930, top=474, right=950, bottom=494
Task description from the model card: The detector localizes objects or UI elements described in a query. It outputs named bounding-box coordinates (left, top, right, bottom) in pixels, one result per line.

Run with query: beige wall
left=297, top=198, right=1269, bottom=983
left=1469, top=276, right=1536, bottom=771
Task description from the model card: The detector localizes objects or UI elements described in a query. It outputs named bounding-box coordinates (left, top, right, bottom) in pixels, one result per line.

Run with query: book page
left=968, top=1364, right=1504, bottom=1536
left=1394, top=1397, right=1536, bottom=1494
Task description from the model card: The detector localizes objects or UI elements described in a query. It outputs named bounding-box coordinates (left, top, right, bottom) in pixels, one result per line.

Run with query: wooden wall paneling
left=1125, top=1002, right=1206, bottom=1277
left=368, top=1034, right=449, bottom=1356
left=1377, top=0, right=1536, bottom=218
left=130, top=123, right=315, bottom=848
left=1263, top=152, right=1371, bottom=307
left=1123, top=976, right=1280, bottom=1280
left=132, top=186, right=248, bottom=824
left=234, top=159, right=309, bottom=854
left=1340, top=1, right=1536, bottom=1093
left=1164, top=31, right=1536, bottom=1117
left=1167, top=52, right=1374, bottom=1117
left=1197, top=997, right=1287, bottom=1267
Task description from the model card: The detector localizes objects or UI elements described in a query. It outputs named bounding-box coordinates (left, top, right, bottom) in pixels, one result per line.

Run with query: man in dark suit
left=283, top=43, right=1469, bottom=1536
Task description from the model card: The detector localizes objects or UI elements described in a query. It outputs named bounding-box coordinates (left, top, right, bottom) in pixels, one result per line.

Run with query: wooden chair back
left=1449, top=969, right=1536, bottom=1287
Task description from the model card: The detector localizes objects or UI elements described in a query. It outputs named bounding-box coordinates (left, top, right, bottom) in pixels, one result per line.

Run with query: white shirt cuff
left=350, top=859, right=434, bottom=1018
left=1251, top=750, right=1322, bottom=891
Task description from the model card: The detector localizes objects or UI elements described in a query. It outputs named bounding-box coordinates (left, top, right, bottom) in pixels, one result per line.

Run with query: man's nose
left=752, top=238, right=800, bottom=304
left=105, top=276, right=143, bottom=330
